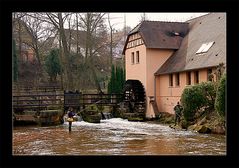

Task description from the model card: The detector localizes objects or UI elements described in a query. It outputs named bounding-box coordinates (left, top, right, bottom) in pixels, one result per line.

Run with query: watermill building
left=122, top=13, right=226, bottom=118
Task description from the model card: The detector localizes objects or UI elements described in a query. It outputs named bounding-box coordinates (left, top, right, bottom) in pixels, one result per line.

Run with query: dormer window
left=173, top=32, right=180, bottom=36
left=196, top=41, right=215, bottom=54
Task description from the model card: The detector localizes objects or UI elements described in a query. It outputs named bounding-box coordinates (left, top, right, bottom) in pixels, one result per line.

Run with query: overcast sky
left=105, top=13, right=208, bottom=30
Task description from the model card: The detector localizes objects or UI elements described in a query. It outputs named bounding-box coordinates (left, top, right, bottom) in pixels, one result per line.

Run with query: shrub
left=215, top=73, right=226, bottom=117
left=198, top=82, right=217, bottom=109
left=181, top=86, right=205, bottom=121
left=181, top=82, right=217, bottom=121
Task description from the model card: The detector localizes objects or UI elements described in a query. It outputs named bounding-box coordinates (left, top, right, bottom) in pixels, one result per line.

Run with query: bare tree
left=75, top=13, right=80, bottom=55
left=20, top=13, right=56, bottom=67
left=12, top=13, right=26, bottom=64
left=37, top=12, right=74, bottom=90
left=78, top=13, right=106, bottom=92
left=107, top=13, right=114, bottom=67
left=140, top=13, right=147, bottom=21
left=66, top=14, right=73, bottom=52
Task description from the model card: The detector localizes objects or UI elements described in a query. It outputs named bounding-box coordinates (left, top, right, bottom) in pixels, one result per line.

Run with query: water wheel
left=122, top=80, right=146, bottom=116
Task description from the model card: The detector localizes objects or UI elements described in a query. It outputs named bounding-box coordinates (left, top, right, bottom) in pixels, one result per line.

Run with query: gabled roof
left=122, top=21, right=189, bottom=54
left=155, top=13, right=226, bottom=75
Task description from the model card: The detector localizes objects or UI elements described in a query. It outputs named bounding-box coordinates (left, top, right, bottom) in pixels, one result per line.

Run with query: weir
left=13, top=89, right=123, bottom=125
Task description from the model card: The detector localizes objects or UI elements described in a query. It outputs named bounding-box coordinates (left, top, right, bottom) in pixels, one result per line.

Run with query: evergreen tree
left=120, top=68, right=124, bottom=89
left=108, top=65, right=114, bottom=94
left=13, top=39, right=18, bottom=82
left=108, top=65, right=126, bottom=94
left=123, top=67, right=126, bottom=82
left=115, top=66, right=121, bottom=93
left=45, top=49, right=62, bottom=82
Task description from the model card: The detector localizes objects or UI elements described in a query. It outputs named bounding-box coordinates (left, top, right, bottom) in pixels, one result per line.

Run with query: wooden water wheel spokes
left=123, top=80, right=146, bottom=114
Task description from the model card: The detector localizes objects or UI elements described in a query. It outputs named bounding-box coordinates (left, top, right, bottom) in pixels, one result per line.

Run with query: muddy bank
left=151, top=111, right=226, bottom=135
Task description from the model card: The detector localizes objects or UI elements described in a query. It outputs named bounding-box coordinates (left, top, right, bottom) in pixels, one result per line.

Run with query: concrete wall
left=125, top=44, right=147, bottom=88
left=145, top=49, right=174, bottom=118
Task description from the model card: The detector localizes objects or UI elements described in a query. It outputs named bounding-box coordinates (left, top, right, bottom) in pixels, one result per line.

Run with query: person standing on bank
left=67, top=107, right=75, bottom=132
left=174, top=101, right=183, bottom=126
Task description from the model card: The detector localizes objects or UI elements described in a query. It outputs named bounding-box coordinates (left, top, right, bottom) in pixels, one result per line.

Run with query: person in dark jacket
left=67, top=107, right=75, bottom=132
left=174, top=102, right=183, bottom=126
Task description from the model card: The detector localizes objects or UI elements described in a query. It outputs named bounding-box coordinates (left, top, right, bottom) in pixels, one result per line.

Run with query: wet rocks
left=195, top=125, right=211, bottom=133
left=122, top=112, right=145, bottom=121
left=14, top=110, right=64, bottom=126
left=128, top=117, right=144, bottom=122
left=180, top=112, right=225, bottom=135
left=169, top=124, right=185, bottom=131
left=81, top=110, right=101, bottom=123
left=101, top=112, right=113, bottom=120
left=156, top=112, right=175, bottom=124
left=114, top=103, right=145, bottom=121
left=211, top=125, right=226, bottom=134
left=38, top=110, right=64, bottom=126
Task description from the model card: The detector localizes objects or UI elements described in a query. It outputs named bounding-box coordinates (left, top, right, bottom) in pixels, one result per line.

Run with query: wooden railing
left=13, top=92, right=123, bottom=112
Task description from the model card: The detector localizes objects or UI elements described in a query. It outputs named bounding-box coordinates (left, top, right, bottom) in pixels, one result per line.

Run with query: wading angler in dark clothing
left=67, top=107, right=75, bottom=132
left=174, top=102, right=183, bottom=126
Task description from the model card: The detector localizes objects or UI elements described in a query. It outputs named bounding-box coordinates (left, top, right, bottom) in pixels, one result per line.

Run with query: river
left=13, top=118, right=226, bottom=155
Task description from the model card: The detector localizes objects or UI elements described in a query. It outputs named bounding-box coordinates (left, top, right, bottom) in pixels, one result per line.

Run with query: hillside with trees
left=12, top=12, right=130, bottom=93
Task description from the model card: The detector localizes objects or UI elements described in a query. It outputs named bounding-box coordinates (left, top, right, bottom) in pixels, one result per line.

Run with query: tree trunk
left=58, top=36, right=64, bottom=90
left=84, top=13, right=91, bottom=62
left=68, top=20, right=72, bottom=52
left=58, top=13, right=74, bottom=90
left=76, top=13, right=79, bottom=55
left=87, top=57, right=102, bottom=93
left=17, top=19, right=22, bottom=64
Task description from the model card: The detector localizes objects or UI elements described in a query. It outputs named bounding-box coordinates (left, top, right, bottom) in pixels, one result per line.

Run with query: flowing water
left=13, top=118, right=226, bottom=155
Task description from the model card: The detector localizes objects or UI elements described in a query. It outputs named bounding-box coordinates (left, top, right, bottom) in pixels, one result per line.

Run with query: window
left=131, top=52, right=134, bottom=64
left=136, top=51, right=139, bottom=63
left=175, top=73, right=180, bottom=86
left=169, top=74, right=173, bottom=87
left=140, top=39, right=144, bottom=44
left=196, top=41, right=215, bottom=54
left=194, top=71, right=199, bottom=84
left=207, top=69, right=213, bottom=81
left=186, top=72, right=191, bottom=85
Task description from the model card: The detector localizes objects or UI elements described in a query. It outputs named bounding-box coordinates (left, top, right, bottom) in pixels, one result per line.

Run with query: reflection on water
left=13, top=118, right=226, bottom=155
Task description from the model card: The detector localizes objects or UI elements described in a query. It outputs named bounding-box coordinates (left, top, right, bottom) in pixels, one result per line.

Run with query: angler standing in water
left=174, top=101, right=183, bottom=126
left=67, top=107, right=75, bottom=132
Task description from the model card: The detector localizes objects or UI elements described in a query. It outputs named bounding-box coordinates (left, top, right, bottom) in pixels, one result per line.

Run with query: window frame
left=175, top=73, right=180, bottom=86
left=207, top=68, right=213, bottom=81
left=131, top=52, right=135, bottom=64
left=196, top=41, right=215, bottom=54
left=194, top=71, right=199, bottom=84
left=186, top=71, right=191, bottom=85
left=169, top=74, right=173, bottom=87
left=136, top=51, right=139, bottom=64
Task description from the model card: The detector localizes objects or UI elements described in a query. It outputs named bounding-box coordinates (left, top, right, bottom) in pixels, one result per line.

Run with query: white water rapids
left=13, top=118, right=226, bottom=155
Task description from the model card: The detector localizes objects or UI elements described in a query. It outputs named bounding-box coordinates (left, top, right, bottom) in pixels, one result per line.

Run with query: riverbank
left=150, top=111, right=226, bottom=135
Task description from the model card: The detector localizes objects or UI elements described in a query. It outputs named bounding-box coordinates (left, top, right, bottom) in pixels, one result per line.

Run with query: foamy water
left=13, top=118, right=226, bottom=155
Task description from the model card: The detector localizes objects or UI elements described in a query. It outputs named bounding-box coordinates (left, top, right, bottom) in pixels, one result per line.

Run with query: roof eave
left=155, top=65, right=219, bottom=76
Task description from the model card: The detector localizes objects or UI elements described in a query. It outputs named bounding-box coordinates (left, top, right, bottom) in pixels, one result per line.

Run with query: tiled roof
left=155, top=13, right=226, bottom=75
left=122, top=21, right=189, bottom=54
